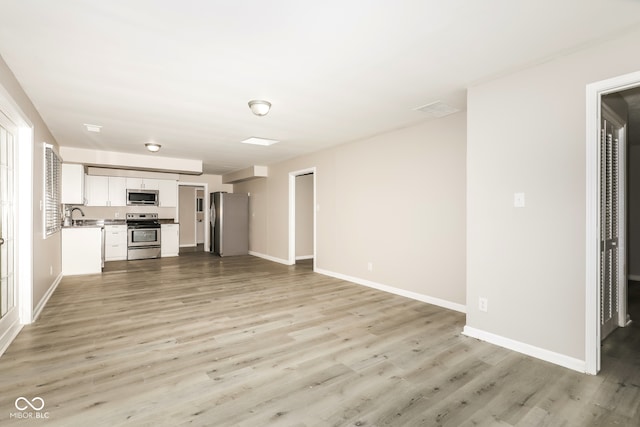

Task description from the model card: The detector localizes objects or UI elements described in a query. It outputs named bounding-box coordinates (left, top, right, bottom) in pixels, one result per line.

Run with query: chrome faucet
left=70, top=207, right=85, bottom=219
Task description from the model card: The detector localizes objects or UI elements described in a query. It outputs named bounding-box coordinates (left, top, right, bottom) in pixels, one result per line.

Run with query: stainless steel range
left=126, top=213, right=161, bottom=260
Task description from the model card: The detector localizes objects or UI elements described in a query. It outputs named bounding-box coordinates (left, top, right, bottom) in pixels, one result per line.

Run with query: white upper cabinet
left=85, top=175, right=128, bottom=206
left=126, top=177, right=159, bottom=190
left=61, top=163, right=85, bottom=205
left=108, top=176, right=127, bottom=206
left=125, top=177, right=176, bottom=207
left=125, top=177, right=142, bottom=189
left=84, top=173, right=177, bottom=207
left=157, top=180, right=177, bottom=207
left=84, top=175, right=109, bottom=206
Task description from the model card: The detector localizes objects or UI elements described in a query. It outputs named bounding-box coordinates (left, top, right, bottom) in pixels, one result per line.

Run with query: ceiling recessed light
left=84, top=123, right=102, bottom=133
left=145, top=143, right=161, bottom=152
left=241, top=137, right=279, bottom=146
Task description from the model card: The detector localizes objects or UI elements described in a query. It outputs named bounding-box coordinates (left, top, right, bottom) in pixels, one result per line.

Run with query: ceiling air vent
left=414, top=101, right=459, bottom=118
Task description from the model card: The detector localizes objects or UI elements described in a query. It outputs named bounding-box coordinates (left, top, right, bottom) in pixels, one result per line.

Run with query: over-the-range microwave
left=126, top=189, right=159, bottom=206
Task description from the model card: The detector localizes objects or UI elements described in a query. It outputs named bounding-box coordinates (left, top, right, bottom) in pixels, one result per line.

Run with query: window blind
left=44, top=144, right=61, bottom=236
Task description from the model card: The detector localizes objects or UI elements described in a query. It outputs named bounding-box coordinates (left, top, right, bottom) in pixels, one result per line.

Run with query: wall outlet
left=115, top=212, right=120, bottom=218
left=49, top=265, right=53, bottom=275
left=367, top=262, right=373, bottom=272
left=513, top=192, right=525, bottom=208
left=478, top=297, right=488, bottom=312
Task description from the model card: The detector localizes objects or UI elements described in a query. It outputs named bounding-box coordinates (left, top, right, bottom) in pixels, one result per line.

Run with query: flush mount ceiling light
left=241, top=137, right=279, bottom=146
left=145, top=143, right=161, bottom=152
left=83, top=123, right=102, bottom=133
left=248, top=100, right=272, bottom=116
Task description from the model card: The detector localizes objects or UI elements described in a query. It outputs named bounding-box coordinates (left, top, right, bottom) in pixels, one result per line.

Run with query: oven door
left=128, top=226, right=161, bottom=248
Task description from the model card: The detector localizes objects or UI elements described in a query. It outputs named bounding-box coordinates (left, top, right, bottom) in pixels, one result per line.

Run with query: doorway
left=599, top=98, right=627, bottom=341
left=177, top=182, right=208, bottom=253
left=586, top=70, right=640, bottom=374
left=288, top=168, right=316, bottom=267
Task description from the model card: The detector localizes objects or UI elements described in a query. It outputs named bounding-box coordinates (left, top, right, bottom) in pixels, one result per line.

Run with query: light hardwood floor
left=0, top=253, right=638, bottom=426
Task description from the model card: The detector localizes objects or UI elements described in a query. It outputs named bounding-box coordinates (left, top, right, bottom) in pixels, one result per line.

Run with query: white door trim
left=288, top=167, right=316, bottom=267
left=0, top=84, right=34, bottom=357
left=585, top=70, right=640, bottom=375
left=177, top=182, right=208, bottom=252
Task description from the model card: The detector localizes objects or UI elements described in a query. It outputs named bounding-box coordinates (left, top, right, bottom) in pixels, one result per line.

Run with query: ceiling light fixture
left=241, top=137, right=279, bottom=146
left=145, top=143, right=161, bottom=152
left=84, top=123, right=102, bottom=133
left=248, top=100, right=272, bottom=116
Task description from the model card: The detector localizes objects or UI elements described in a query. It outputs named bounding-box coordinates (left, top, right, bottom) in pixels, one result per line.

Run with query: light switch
left=514, top=193, right=525, bottom=208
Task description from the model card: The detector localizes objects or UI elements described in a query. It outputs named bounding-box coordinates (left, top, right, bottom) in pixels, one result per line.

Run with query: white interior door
left=0, top=111, right=17, bottom=333
left=600, top=110, right=625, bottom=340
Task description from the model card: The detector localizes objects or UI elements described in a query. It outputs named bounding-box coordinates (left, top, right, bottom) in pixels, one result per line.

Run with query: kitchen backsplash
left=67, top=205, right=177, bottom=220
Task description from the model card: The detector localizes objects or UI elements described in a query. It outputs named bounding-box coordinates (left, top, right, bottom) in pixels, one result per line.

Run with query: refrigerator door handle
left=211, top=205, right=216, bottom=226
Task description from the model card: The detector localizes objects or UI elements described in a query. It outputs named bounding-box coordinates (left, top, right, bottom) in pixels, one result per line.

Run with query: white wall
left=179, top=186, right=196, bottom=246
left=236, top=112, right=467, bottom=309
left=466, top=27, right=640, bottom=363
left=295, top=174, right=314, bottom=259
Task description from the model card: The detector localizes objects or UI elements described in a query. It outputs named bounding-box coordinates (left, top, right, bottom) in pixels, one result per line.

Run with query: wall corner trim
left=0, top=320, right=23, bottom=358
left=462, top=325, right=587, bottom=373
left=249, top=251, right=293, bottom=266
left=32, top=272, right=64, bottom=323
left=315, top=268, right=466, bottom=313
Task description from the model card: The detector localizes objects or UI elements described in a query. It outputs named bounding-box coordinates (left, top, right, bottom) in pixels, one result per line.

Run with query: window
left=43, top=143, right=61, bottom=237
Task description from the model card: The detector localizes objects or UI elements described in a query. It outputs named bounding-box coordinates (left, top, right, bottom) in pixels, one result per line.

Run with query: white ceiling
left=1, top=1, right=640, bottom=174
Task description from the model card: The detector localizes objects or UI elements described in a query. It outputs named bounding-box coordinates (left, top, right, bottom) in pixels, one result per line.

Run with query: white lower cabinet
left=161, top=224, right=179, bottom=257
left=104, top=225, right=128, bottom=261
left=62, top=227, right=103, bottom=275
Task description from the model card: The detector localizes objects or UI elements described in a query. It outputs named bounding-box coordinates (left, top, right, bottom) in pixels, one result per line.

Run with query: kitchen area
left=60, top=164, right=181, bottom=275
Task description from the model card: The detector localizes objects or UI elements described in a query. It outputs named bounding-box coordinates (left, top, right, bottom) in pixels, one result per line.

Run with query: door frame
left=288, top=167, right=316, bottom=267
left=0, top=85, right=34, bottom=357
left=177, top=182, right=209, bottom=252
left=586, top=70, right=640, bottom=375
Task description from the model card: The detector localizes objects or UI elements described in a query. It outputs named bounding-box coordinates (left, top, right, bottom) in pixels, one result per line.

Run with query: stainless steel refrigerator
left=210, top=192, right=249, bottom=256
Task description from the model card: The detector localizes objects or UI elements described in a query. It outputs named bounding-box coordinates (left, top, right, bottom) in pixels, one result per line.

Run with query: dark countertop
left=63, top=218, right=177, bottom=228
left=62, top=219, right=126, bottom=228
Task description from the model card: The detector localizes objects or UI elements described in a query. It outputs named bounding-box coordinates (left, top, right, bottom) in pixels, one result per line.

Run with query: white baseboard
left=179, top=243, right=197, bottom=248
left=628, top=274, right=640, bottom=281
left=0, top=319, right=22, bottom=358
left=314, top=267, right=466, bottom=313
left=32, top=272, right=63, bottom=322
left=296, top=255, right=314, bottom=261
left=462, top=325, right=586, bottom=373
left=249, top=251, right=293, bottom=266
